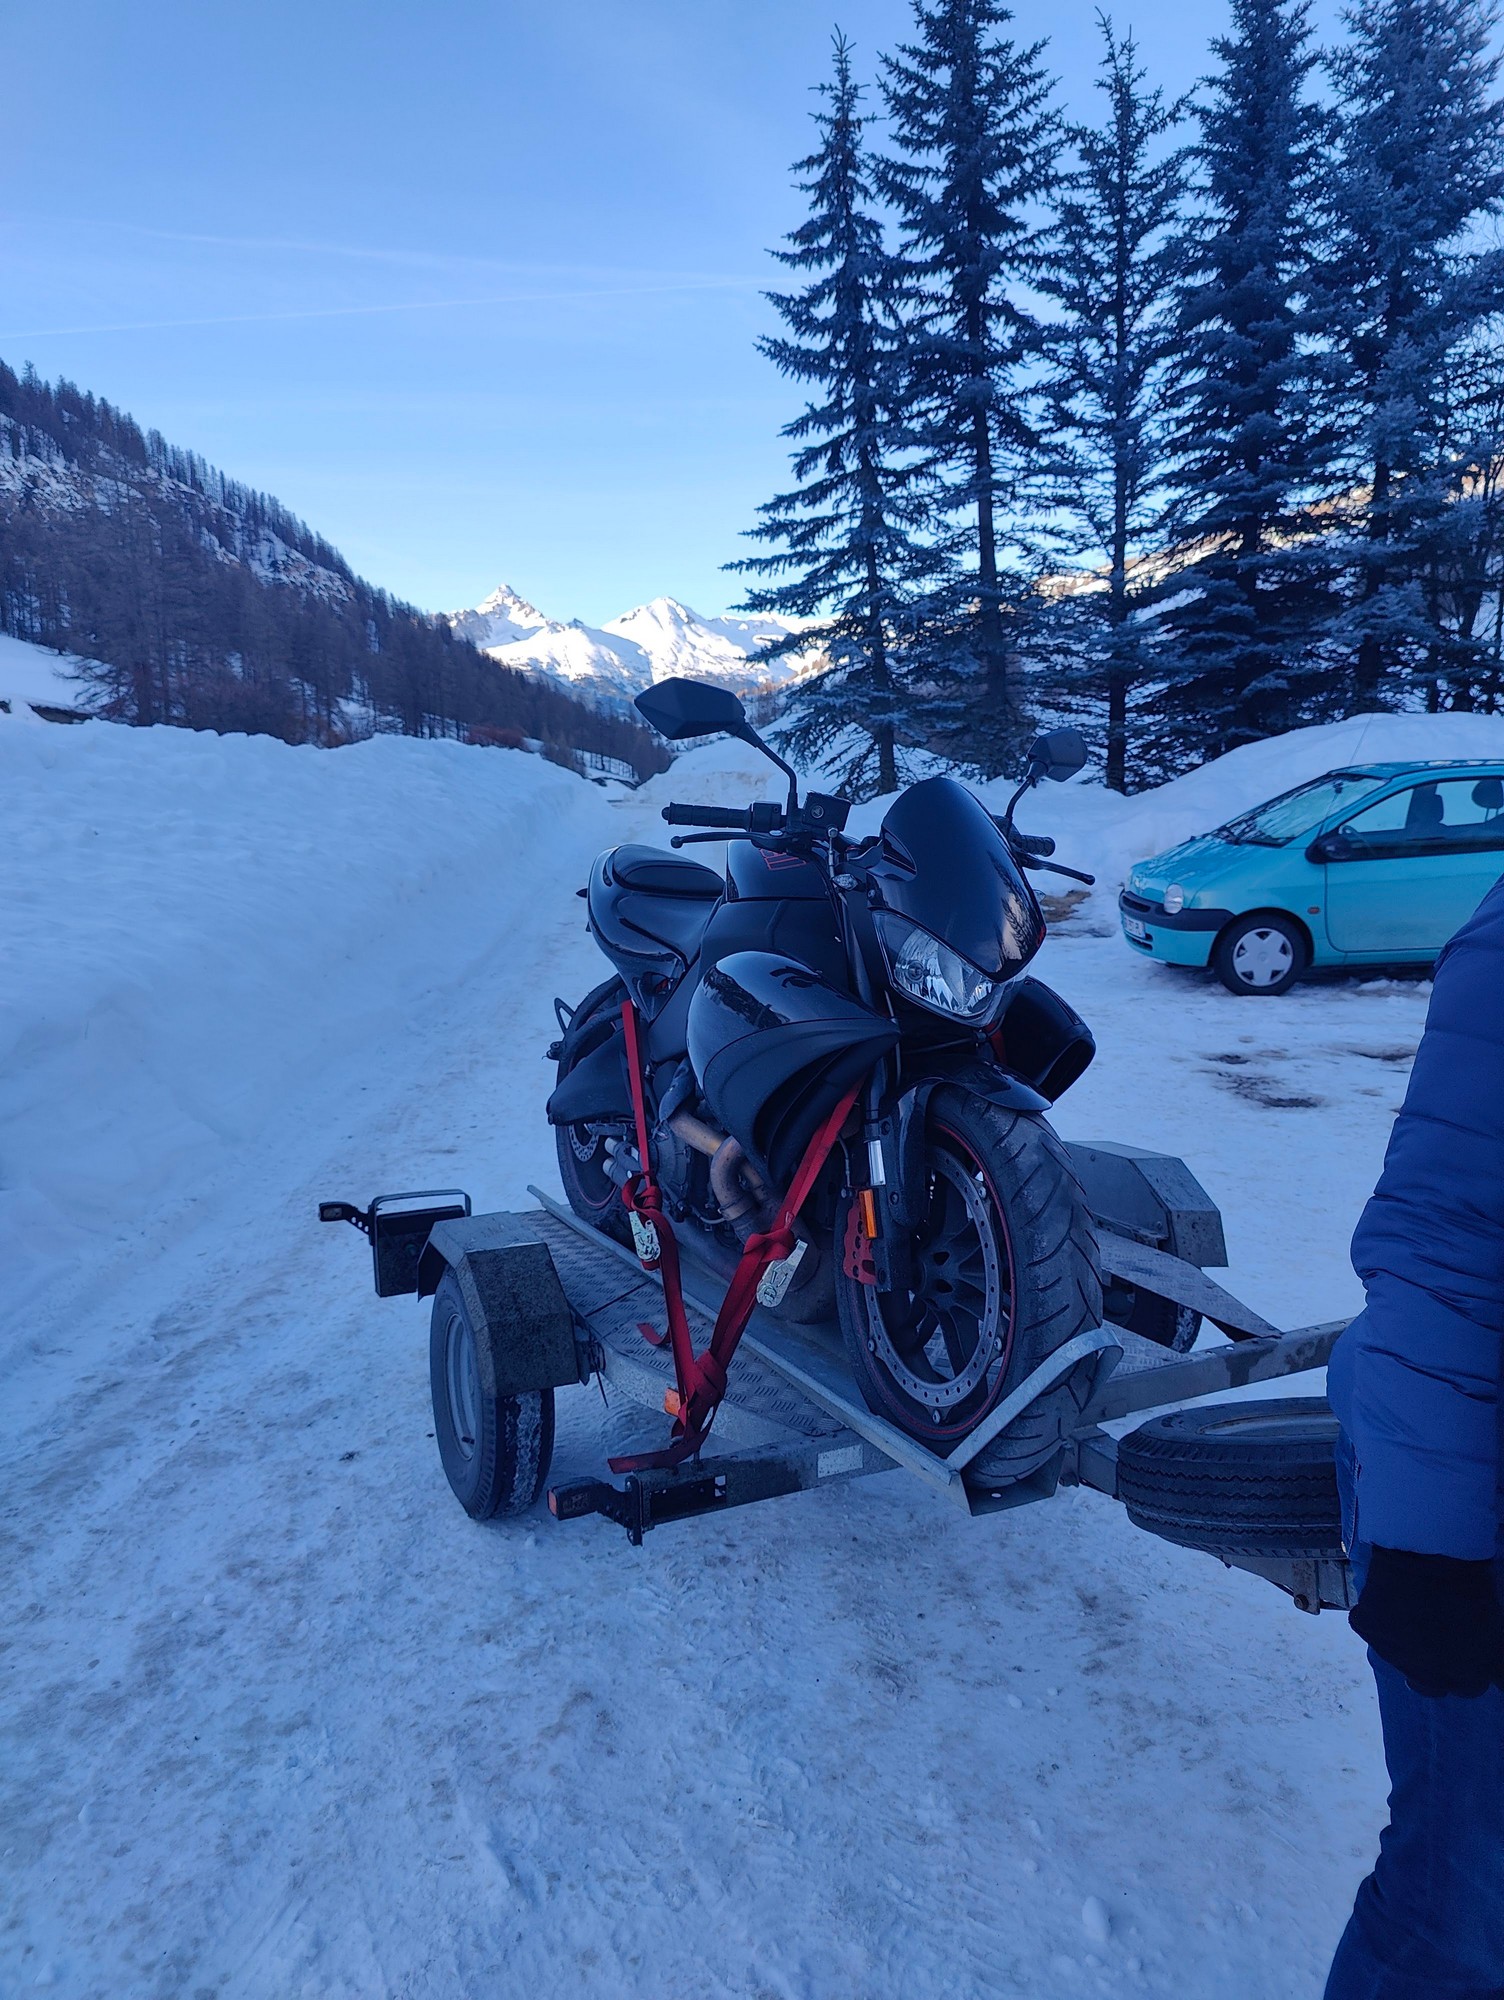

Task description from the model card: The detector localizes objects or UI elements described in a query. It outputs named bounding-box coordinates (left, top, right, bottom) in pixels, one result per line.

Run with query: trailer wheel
left=429, top=1271, right=554, bottom=1518
left=1103, top=1282, right=1201, bottom=1353
left=1117, top=1398, right=1343, bottom=1559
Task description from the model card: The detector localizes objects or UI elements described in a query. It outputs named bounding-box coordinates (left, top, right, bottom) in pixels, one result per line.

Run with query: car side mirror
left=1026, top=727, right=1089, bottom=785
left=634, top=676, right=750, bottom=742
left=1307, top=828, right=1356, bottom=863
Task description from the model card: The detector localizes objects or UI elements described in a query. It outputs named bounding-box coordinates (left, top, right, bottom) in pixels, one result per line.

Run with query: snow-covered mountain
left=446, top=585, right=813, bottom=706
left=446, top=584, right=550, bottom=652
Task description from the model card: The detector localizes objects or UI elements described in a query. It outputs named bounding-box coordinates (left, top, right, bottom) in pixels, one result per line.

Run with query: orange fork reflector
left=857, top=1188, right=879, bottom=1238
left=663, top=1388, right=683, bottom=1418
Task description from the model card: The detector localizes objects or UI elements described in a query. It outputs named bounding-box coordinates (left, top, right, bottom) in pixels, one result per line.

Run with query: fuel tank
left=688, top=951, right=898, bottom=1186
left=725, top=841, right=830, bottom=903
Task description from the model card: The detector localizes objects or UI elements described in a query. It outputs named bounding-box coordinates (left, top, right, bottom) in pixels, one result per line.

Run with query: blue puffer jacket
left=1328, top=875, right=1504, bottom=1560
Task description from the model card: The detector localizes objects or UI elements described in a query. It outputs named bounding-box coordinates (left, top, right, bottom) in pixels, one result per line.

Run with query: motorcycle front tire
left=836, top=1088, right=1103, bottom=1485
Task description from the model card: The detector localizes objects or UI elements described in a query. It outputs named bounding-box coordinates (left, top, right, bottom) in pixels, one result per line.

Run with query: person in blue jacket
left=1325, top=873, right=1504, bottom=1999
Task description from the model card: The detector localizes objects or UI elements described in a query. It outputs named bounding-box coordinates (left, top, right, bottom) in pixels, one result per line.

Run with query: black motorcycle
left=547, top=676, right=1106, bottom=1480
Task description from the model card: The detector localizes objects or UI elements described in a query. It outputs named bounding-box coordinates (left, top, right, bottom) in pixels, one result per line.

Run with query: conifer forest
left=4, top=0, right=1503, bottom=797
left=0, top=364, right=669, bottom=778
left=740, top=0, right=1504, bottom=793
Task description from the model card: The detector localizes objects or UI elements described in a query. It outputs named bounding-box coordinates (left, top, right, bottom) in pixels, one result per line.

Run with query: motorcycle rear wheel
left=836, top=1090, right=1103, bottom=1483
left=554, top=985, right=630, bottom=1244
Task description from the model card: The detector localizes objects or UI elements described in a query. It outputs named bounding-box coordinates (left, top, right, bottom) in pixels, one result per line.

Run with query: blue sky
left=8, top=0, right=1295, bottom=623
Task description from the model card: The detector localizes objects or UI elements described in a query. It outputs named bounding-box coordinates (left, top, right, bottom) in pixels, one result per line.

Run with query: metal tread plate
left=524, top=1211, right=847, bottom=1441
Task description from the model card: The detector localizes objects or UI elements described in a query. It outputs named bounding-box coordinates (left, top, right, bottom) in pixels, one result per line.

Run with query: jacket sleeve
left=1331, top=877, right=1504, bottom=1560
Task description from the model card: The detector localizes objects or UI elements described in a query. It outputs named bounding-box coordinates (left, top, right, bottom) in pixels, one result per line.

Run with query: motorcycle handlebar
left=1013, top=831, right=1055, bottom=858
left=662, top=802, right=784, bottom=832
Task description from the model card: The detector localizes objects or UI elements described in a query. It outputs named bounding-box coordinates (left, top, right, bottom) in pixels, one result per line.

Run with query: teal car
left=1119, top=760, right=1504, bottom=995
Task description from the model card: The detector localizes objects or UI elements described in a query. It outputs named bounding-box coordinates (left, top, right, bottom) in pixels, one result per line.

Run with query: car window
left=1339, top=776, right=1504, bottom=852
left=1216, top=772, right=1388, bottom=845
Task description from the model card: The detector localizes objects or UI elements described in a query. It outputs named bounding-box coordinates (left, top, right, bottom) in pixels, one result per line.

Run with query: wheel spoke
left=938, top=1310, right=973, bottom=1376
left=864, top=1134, right=1014, bottom=1414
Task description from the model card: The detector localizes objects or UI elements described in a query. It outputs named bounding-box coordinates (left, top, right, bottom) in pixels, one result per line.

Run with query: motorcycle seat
left=607, top=845, right=724, bottom=899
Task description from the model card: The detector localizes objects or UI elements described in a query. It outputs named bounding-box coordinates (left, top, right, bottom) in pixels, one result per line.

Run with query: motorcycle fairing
left=996, top=977, right=1096, bottom=1102
left=545, top=1031, right=632, bottom=1126
left=867, top=777, right=1045, bottom=979
left=688, top=951, right=898, bottom=1187
left=697, top=893, right=849, bottom=993
left=586, top=845, right=723, bottom=1017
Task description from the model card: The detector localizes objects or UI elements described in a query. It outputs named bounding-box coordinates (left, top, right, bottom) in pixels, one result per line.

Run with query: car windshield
left=1215, top=772, right=1389, bottom=846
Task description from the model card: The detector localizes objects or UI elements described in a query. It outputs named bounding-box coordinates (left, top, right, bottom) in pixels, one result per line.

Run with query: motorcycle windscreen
left=869, top=777, right=1044, bottom=977
left=688, top=951, right=898, bottom=1188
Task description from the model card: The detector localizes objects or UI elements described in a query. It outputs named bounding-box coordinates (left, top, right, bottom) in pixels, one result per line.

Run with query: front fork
left=837, top=873, right=912, bottom=1295
left=855, top=1089, right=911, bottom=1294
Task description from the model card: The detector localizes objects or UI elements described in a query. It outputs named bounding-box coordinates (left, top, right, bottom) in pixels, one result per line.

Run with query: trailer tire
left=1117, top=1398, right=1343, bottom=1559
left=429, top=1271, right=554, bottom=1519
left=1104, top=1282, right=1201, bottom=1352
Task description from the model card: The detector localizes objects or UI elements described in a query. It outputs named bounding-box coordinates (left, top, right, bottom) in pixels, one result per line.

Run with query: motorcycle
left=546, top=675, right=1107, bottom=1482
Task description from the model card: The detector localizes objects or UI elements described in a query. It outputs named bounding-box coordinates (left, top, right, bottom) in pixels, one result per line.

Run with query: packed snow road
left=6, top=702, right=1497, bottom=1999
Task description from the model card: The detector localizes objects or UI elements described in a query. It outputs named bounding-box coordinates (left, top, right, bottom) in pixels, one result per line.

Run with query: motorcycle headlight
left=875, top=913, right=998, bottom=1022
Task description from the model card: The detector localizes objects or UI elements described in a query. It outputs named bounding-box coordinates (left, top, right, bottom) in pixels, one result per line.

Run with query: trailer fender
left=417, top=1212, right=587, bottom=1394
left=1063, top=1139, right=1228, bottom=1268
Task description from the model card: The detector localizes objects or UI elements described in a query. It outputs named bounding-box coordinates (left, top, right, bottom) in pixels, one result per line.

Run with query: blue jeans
left=1326, top=1438, right=1504, bottom=1999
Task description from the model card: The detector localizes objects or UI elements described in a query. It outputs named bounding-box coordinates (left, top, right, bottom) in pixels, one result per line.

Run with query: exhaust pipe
left=667, top=1111, right=726, bottom=1159
left=666, top=1112, right=776, bottom=1237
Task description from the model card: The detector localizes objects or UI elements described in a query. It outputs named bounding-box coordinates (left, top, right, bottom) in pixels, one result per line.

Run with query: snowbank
left=643, top=708, right=1504, bottom=915
left=0, top=716, right=616, bottom=1321
left=0, top=629, right=95, bottom=712
left=1018, top=710, right=1504, bottom=905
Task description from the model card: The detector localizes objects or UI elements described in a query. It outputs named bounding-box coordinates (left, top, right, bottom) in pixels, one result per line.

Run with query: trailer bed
left=528, top=1190, right=1353, bottom=1611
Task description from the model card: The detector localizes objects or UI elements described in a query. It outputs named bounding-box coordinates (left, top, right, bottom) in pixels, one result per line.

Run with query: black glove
left=1350, top=1545, right=1504, bottom=1698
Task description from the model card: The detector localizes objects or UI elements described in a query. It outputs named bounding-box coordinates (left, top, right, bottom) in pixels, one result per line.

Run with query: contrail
left=0, top=276, right=760, bottom=342
left=12, top=214, right=756, bottom=284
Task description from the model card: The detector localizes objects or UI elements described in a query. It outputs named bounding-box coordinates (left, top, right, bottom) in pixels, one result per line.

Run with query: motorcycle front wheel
left=836, top=1088, right=1103, bottom=1483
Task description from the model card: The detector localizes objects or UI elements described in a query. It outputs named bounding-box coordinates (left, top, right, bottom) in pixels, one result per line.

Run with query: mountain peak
left=445, top=581, right=816, bottom=706
left=448, top=583, right=549, bottom=651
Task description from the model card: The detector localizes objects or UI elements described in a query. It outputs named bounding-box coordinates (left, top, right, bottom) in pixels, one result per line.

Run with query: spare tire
left=1117, top=1397, right=1343, bottom=1559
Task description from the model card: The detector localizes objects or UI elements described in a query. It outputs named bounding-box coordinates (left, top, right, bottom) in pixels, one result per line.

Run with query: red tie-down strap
left=612, top=997, right=860, bottom=1472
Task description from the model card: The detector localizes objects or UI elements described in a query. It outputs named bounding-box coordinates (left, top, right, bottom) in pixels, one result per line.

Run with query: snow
left=0, top=630, right=95, bottom=714
left=604, top=595, right=803, bottom=688
left=6, top=704, right=1496, bottom=1997
left=446, top=583, right=550, bottom=652
left=444, top=583, right=809, bottom=703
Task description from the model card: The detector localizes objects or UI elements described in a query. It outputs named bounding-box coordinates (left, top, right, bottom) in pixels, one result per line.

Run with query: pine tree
left=730, top=33, right=940, bottom=799
left=1035, top=16, right=1188, bottom=791
left=1401, top=316, right=1504, bottom=710
left=1322, top=0, right=1504, bottom=710
left=1157, top=0, right=1336, bottom=762
left=878, top=0, right=1060, bottom=771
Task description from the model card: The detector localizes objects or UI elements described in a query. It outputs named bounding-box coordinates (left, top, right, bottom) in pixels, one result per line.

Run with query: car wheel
left=1212, top=913, right=1307, bottom=996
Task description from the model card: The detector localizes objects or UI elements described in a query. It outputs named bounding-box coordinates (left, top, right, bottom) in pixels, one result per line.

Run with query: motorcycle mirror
left=635, top=674, right=802, bottom=815
left=1027, top=727, right=1090, bottom=785
left=634, top=677, right=750, bottom=742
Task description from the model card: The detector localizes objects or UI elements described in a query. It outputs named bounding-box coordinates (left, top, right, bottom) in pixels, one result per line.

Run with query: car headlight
left=1162, top=883, right=1185, bottom=915
left=875, top=913, right=997, bottom=1021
